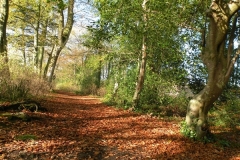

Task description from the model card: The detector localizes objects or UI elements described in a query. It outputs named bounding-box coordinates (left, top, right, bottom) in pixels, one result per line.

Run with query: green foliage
left=103, top=66, right=137, bottom=108
left=139, top=71, right=178, bottom=106
left=55, top=81, right=79, bottom=93
left=54, top=51, right=81, bottom=93
left=179, top=90, right=240, bottom=142
left=132, top=69, right=187, bottom=116
left=15, top=134, right=37, bottom=141
left=217, top=139, right=230, bottom=148
left=89, top=0, right=189, bottom=114
left=180, top=121, right=215, bottom=143
left=76, top=54, right=103, bottom=95
left=210, top=94, right=240, bottom=129
left=180, top=121, right=197, bottom=139
left=1, top=112, right=30, bottom=122
left=103, top=66, right=188, bottom=116
left=47, top=0, right=66, bottom=9
left=210, top=109, right=234, bottom=127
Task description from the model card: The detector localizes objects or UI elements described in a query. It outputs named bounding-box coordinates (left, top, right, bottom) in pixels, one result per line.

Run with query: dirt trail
left=0, top=92, right=239, bottom=160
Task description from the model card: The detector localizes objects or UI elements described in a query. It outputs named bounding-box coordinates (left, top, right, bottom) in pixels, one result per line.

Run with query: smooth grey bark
left=20, top=28, right=27, bottom=66
left=38, top=46, right=44, bottom=76
left=48, top=47, right=61, bottom=83
left=38, top=19, right=48, bottom=76
left=132, top=0, right=148, bottom=108
left=186, top=0, right=240, bottom=138
left=33, top=1, right=41, bottom=70
left=34, top=26, right=40, bottom=68
left=48, top=0, right=74, bottom=83
left=43, top=45, right=54, bottom=79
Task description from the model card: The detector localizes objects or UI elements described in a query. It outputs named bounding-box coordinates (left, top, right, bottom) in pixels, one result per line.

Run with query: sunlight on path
left=48, top=92, right=101, bottom=100
left=0, top=92, right=239, bottom=160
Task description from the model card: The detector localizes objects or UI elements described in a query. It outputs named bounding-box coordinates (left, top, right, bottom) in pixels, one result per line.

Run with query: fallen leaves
left=0, top=92, right=239, bottom=159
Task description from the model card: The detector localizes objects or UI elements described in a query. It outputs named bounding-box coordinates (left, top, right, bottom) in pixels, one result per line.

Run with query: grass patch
left=54, top=82, right=79, bottom=93
left=209, top=103, right=240, bottom=129
left=15, top=134, right=37, bottom=141
left=0, top=112, right=30, bottom=122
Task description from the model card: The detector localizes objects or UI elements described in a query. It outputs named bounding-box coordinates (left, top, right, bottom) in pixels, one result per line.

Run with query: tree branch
left=227, top=0, right=240, bottom=16
left=227, top=13, right=238, bottom=67
left=225, top=48, right=240, bottom=80
left=62, top=0, right=74, bottom=45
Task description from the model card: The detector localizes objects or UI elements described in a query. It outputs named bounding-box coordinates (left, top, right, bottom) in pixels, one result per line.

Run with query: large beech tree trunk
left=186, top=0, right=240, bottom=138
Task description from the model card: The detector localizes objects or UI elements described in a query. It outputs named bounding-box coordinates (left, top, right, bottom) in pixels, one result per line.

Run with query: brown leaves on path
left=0, top=92, right=240, bottom=160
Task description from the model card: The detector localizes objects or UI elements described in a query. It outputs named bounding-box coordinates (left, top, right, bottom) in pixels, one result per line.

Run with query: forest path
left=0, top=92, right=240, bottom=160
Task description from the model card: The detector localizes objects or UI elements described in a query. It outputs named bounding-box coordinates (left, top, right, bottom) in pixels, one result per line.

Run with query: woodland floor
left=0, top=92, right=240, bottom=160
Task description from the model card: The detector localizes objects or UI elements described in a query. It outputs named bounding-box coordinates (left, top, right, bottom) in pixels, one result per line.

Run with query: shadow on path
left=0, top=92, right=240, bottom=159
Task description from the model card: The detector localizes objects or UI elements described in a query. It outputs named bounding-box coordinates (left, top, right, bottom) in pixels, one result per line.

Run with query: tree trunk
left=20, top=28, right=27, bottom=66
left=22, top=47, right=26, bottom=66
left=132, top=0, right=148, bottom=108
left=33, top=1, right=41, bottom=70
left=48, top=0, right=74, bottom=83
left=186, top=0, right=240, bottom=138
left=39, top=19, right=48, bottom=76
left=48, top=47, right=61, bottom=83
left=132, top=36, right=147, bottom=108
left=34, top=28, right=39, bottom=68
left=0, top=0, right=9, bottom=78
left=38, top=46, right=44, bottom=76
left=43, top=45, right=54, bottom=79
left=96, top=59, right=102, bottom=89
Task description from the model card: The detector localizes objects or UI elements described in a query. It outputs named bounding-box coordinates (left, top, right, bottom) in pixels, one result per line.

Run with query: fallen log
left=0, top=100, right=47, bottom=112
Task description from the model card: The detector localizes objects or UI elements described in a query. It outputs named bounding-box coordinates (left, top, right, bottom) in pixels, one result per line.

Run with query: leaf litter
left=0, top=92, right=239, bottom=160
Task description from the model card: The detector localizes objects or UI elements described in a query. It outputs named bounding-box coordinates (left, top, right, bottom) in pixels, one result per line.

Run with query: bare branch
left=225, top=48, right=240, bottom=80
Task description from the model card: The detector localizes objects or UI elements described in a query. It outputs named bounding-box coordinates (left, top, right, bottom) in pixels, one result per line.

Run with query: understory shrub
left=103, top=67, right=137, bottom=108
left=54, top=81, right=79, bottom=93
left=103, top=69, right=188, bottom=116
left=180, top=121, right=216, bottom=143
left=0, top=79, right=30, bottom=101
left=137, top=72, right=188, bottom=116
left=180, top=121, right=197, bottom=139
left=180, top=89, right=240, bottom=142
left=209, top=94, right=240, bottom=129
left=75, top=55, right=102, bottom=95
left=0, top=61, right=50, bottom=101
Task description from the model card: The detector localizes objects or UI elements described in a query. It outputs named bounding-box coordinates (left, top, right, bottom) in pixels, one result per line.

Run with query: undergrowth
left=180, top=121, right=198, bottom=140
left=15, top=134, right=37, bottom=141
left=0, top=61, right=50, bottom=101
